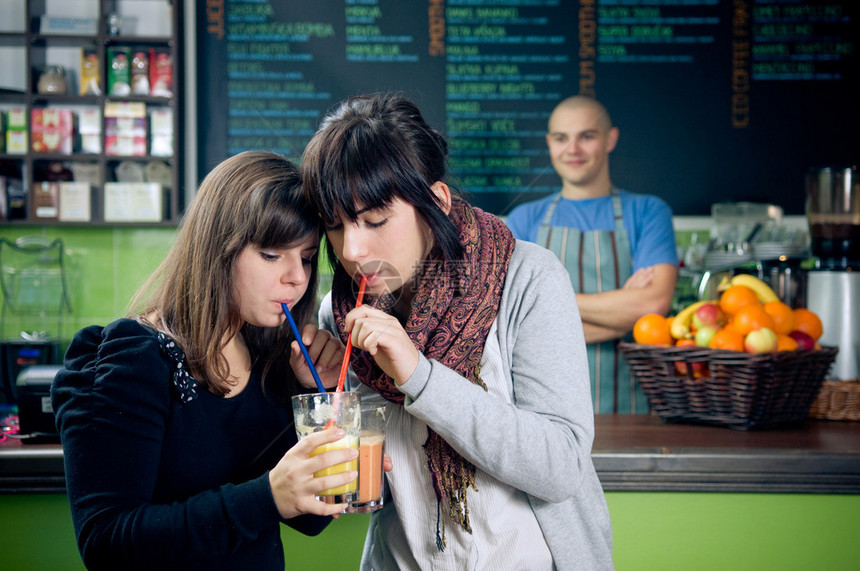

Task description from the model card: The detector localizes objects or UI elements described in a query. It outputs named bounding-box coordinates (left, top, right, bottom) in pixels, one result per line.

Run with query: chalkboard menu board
left=197, top=0, right=858, bottom=216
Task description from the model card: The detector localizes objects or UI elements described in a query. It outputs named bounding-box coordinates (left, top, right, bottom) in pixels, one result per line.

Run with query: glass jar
left=37, top=66, right=67, bottom=95
left=106, top=13, right=122, bottom=36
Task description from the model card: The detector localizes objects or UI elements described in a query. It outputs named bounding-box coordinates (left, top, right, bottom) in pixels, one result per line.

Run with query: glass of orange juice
left=291, top=391, right=361, bottom=504
left=344, top=402, right=387, bottom=513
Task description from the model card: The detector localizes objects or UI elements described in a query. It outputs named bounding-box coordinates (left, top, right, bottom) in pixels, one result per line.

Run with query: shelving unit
left=0, top=0, right=183, bottom=225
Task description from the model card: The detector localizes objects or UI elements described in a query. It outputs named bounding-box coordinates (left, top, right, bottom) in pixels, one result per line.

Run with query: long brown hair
left=128, top=151, right=321, bottom=398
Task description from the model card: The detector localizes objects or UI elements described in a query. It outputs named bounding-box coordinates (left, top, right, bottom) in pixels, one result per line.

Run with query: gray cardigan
left=321, top=240, right=614, bottom=570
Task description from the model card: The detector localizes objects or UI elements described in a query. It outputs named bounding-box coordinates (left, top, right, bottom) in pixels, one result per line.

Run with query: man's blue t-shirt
left=505, top=190, right=678, bottom=272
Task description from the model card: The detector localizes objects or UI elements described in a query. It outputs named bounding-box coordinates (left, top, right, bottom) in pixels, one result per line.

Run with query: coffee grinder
left=805, top=166, right=860, bottom=381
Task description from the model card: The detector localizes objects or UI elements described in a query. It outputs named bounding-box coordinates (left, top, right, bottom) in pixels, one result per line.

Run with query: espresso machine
left=805, top=166, right=860, bottom=381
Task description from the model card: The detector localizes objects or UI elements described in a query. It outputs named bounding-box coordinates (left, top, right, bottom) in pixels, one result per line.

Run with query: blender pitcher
left=806, top=166, right=860, bottom=268
left=805, top=166, right=860, bottom=381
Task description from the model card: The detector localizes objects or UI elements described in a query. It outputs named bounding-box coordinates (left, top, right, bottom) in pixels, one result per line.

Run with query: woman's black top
left=52, top=319, right=328, bottom=570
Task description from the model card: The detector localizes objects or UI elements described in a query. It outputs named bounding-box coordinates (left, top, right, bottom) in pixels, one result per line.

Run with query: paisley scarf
left=331, top=197, right=515, bottom=547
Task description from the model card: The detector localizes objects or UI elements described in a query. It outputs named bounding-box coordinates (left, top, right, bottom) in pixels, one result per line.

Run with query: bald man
left=506, top=96, right=678, bottom=414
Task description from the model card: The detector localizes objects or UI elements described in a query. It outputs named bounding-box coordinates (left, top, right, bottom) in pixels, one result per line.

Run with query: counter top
left=592, top=415, right=860, bottom=493
left=2, top=415, right=859, bottom=494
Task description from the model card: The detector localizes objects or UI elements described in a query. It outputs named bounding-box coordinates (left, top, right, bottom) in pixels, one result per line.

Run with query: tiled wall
left=0, top=226, right=177, bottom=347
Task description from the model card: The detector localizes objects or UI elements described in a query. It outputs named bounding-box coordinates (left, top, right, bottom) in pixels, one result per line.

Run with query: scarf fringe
left=435, top=501, right=445, bottom=551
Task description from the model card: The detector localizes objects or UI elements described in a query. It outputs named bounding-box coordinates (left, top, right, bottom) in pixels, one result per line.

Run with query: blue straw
left=281, top=302, right=326, bottom=393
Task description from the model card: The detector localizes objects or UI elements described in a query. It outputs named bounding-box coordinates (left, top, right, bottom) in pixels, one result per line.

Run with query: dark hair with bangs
left=302, top=93, right=464, bottom=268
left=128, top=151, right=321, bottom=399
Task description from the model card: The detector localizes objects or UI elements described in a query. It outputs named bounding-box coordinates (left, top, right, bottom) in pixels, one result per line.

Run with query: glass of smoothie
left=291, top=391, right=361, bottom=504
left=344, top=402, right=387, bottom=513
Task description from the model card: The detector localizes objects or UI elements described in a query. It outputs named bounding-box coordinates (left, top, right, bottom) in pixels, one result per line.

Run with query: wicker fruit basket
left=618, top=342, right=838, bottom=430
left=808, top=380, right=860, bottom=421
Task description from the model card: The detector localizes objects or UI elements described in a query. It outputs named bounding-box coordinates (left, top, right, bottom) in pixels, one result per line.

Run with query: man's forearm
left=582, top=320, right=628, bottom=344
left=576, top=264, right=678, bottom=333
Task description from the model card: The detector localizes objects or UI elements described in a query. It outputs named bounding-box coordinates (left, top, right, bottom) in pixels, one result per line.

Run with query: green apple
left=744, top=327, right=778, bottom=353
left=695, top=325, right=719, bottom=347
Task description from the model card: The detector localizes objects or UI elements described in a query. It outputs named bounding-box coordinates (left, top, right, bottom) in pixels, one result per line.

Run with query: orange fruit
left=633, top=314, right=672, bottom=346
left=763, top=301, right=795, bottom=335
left=792, top=308, right=823, bottom=341
left=731, top=304, right=775, bottom=336
left=675, top=338, right=696, bottom=348
left=719, top=285, right=760, bottom=316
left=721, top=319, right=741, bottom=335
left=708, top=327, right=745, bottom=352
left=665, top=314, right=676, bottom=331
left=776, top=334, right=799, bottom=351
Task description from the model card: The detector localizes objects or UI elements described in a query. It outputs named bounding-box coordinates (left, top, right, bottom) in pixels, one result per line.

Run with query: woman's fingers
left=301, top=325, right=345, bottom=371
left=345, top=306, right=419, bottom=383
left=270, top=428, right=359, bottom=519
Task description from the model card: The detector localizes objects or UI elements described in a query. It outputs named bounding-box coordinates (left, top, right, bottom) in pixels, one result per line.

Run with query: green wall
left=0, top=225, right=708, bottom=348
left=0, top=225, right=337, bottom=348
left=1, top=492, right=858, bottom=570
left=0, top=226, right=177, bottom=346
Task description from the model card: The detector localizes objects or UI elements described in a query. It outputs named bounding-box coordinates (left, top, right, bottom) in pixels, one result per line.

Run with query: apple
left=692, top=303, right=725, bottom=330
left=788, top=330, right=816, bottom=350
left=744, top=327, right=778, bottom=353
left=695, top=325, right=719, bottom=347
left=674, top=340, right=708, bottom=377
left=676, top=361, right=708, bottom=378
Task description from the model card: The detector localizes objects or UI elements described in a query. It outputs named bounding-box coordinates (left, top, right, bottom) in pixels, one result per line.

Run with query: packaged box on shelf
left=79, top=48, right=101, bottom=96
left=6, top=130, right=27, bottom=154
left=31, top=182, right=60, bottom=220
left=150, top=108, right=173, bottom=157
left=104, top=182, right=163, bottom=222
left=39, top=16, right=97, bottom=35
left=31, top=130, right=73, bottom=154
left=6, top=108, right=26, bottom=130
left=32, top=108, right=74, bottom=131
left=5, top=178, right=27, bottom=219
left=150, top=108, right=173, bottom=133
left=149, top=49, right=173, bottom=97
left=6, top=109, right=27, bottom=153
left=78, top=108, right=101, bottom=133
left=104, top=101, right=147, bottom=119
left=131, top=51, right=150, bottom=95
left=78, top=108, right=102, bottom=154
left=58, top=182, right=92, bottom=222
left=107, top=47, right=131, bottom=96
left=150, top=133, right=173, bottom=157
left=105, top=134, right=147, bottom=156
left=105, top=116, right=147, bottom=136
left=31, top=109, right=74, bottom=154
left=80, top=134, right=101, bottom=154
left=105, top=109, right=148, bottom=156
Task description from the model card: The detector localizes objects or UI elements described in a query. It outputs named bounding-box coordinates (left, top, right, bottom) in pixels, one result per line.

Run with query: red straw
left=336, top=276, right=367, bottom=392
left=324, top=277, right=367, bottom=429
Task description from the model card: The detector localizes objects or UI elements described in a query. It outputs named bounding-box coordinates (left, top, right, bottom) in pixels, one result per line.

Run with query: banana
left=670, top=300, right=710, bottom=340
left=729, top=274, right=779, bottom=303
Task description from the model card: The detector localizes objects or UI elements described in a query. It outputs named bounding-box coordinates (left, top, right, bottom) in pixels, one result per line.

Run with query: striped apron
left=536, top=190, right=648, bottom=414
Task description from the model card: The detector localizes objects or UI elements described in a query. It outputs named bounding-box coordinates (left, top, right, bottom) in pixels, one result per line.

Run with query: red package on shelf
left=149, top=48, right=173, bottom=97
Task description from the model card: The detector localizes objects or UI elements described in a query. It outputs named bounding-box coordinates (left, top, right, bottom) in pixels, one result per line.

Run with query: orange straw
left=336, top=276, right=367, bottom=392
left=324, top=276, right=367, bottom=429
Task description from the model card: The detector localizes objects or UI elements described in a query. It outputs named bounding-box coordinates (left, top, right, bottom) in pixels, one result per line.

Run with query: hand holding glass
left=291, top=391, right=361, bottom=504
